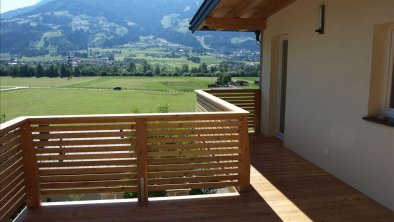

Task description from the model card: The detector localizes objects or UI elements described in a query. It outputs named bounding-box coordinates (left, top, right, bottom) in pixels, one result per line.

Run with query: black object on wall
left=315, top=5, right=325, bottom=34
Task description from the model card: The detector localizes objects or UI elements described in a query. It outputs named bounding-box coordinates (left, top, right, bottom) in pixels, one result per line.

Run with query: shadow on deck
left=15, top=134, right=394, bottom=222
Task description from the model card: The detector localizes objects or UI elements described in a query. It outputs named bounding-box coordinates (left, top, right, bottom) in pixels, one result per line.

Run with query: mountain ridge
left=0, top=0, right=258, bottom=56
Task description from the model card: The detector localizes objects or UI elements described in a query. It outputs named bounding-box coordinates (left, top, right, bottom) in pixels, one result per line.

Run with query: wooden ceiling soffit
left=202, top=17, right=267, bottom=31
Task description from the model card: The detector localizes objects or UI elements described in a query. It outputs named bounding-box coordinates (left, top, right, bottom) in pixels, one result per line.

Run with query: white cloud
left=184, top=6, right=191, bottom=12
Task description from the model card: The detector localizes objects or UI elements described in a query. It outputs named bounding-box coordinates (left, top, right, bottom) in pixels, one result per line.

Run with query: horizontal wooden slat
left=148, top=181, right=237, bottom=191
left=0, top=170, right=24, bottom=197
left=41, top=186, right=138, bottom=195
left=148, top=168, right=239, bottom=178
left=35, top=146, right=134, bottom=154
left=146, top=128, right=240, bottom=136
left=33, top=138, right=135, bottom=147
left=208, top=93, right=255, bottom=98
left=38, top=159, right=137, bottom=168
left=197, top=97, right=231, bottom=112
left=36, top=153, right=136, bottom=161
left=40, top=173, right=137, bottom=183
left=41, top=179, right=136, bottom=189
left=148, top=175, right=239, bottom=185
left=39, top=166, right=137, bottom=176
left=0, top=159, right=23, bottom=179
left=148, top=162, right=240, bottom=171
left=148, top=149, right=241, bottom=158
left=208, top=89, right=258, bottom=93
left=148, top=142, right=241, bottom=150
left=32, top=124, right=135, bottom=132
left=0, top=138, right=21, bottom=157
left=214, top=99, right=254, bottom=103
left=32, top=131, right=135, bottom=140
left=147, top=135, right=241, bottom=143
left=0, top=179, right=25, bottom=207
left=0, top=192, right=25, bottom=222
left=0, top=151, right=22, bottom=173
left=147, top=121, right=242, bottom=129
left=148, top=156, right=240, bottom=165
left=0, top=129, right=20, bottom=145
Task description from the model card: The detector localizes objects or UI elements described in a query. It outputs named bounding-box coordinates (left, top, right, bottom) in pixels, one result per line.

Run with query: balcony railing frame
left=0, top=89, right=257, bottom=222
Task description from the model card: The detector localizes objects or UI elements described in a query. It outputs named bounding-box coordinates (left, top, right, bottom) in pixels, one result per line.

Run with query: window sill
left=362, top=116, right=394, bottom=127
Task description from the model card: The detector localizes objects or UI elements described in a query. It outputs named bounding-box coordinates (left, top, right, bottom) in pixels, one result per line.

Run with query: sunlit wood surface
left=16, top=134, right=394, bottom=222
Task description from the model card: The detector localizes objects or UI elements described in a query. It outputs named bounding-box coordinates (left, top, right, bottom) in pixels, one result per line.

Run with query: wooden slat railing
left=201, top=89, right=261, bottom=133
left=0, top=118, right=27, bottom=222
left=30, top=120, right=139, bottom=197
left=0, top=91, right=251, bottom=220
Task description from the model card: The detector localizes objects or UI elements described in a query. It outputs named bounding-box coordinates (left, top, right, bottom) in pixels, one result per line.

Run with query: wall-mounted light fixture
left=255, top=30, right=262, bottom=45
left=315, top=5, right=325, bottom=34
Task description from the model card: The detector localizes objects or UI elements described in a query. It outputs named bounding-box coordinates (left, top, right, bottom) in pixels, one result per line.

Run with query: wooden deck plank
left=15, top=134, right=394, bottom=222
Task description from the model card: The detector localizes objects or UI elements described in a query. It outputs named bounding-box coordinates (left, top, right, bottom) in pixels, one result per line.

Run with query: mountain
left=0, top=0, right=258, bottom=56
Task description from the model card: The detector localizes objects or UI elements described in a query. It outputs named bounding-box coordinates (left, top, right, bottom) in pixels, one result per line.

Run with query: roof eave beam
left=203, top=17, right=267, bottom=31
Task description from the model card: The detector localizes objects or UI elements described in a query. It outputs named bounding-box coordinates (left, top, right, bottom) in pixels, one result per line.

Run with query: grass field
left=0, top=88, right=195, bottom=121
left=0, top=77, right=98, bottom=87
left=0, top=76, right=258, bottom=121
left=62, top=76, right=216, bottom=90
left=0, top=76, right=258, bottom=90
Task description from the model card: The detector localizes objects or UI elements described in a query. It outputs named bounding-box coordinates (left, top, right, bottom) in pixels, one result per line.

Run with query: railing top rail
left=195, top=90, right=249, bottom=113
left=204, top=88, right=260, bottom=93
left=1, top=112, right=248, bottom=126
left=1, top=90, right=250, bottom=128
left=0, top=116, right=28, bottom=134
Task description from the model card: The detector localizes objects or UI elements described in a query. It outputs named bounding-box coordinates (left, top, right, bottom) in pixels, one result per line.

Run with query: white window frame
left=385, top=29, right=394, bottom=114
left=276, top=35, right=288, bottom=140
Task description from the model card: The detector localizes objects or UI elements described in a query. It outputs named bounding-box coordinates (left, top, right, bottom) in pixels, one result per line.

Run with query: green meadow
left=0, top=76, right=258, bottom=121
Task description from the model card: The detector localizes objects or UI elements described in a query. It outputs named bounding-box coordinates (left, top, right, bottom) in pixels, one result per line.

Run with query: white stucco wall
left=261, top=0, right=394, bottom=210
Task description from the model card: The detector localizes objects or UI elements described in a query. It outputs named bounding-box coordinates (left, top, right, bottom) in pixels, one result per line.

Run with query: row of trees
left=0, top=60, right=259, bottom=78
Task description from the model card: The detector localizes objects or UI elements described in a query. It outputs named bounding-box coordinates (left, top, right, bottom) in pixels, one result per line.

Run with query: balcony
left=1, top=89, right=393, bottom=222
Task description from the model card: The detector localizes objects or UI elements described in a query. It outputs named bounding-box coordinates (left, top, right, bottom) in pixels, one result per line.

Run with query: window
left=386, top=29, right=394, bottom=112
left=366, top=24, right=394, bottom=125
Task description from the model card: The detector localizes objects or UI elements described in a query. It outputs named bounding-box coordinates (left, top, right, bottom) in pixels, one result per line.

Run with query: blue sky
left=1, top=0, right=41, bottom=13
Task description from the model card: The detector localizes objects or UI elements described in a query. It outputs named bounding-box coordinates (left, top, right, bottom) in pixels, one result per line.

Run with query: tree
left=210, top=65, right=218, bottom=74
left=190, top=56, right=201, bottom=63
left=217, top=73, right=232, bottom=87
left=0, top=65, right=7, bottom=76
left=142, top=60, right=152, bottom=73
left=27, top=66, right=36, bottom=77
left=181, top=64, right=189, bottom=74
left=127, top=62, right=136, bottom=73
left=190, top=67, right=198, bottom=74
left=74, top=66, right=81, bottom=77
left=175, top=67, right=181, bottom=75
left=145, top=70, right=153, bottom=77
left=200, top=63, right=208, bottom=73
left=46, top=64, right=58, bottom=77
left=11, top=66, right=19, bottom=77
left=36, top=64, right=45, bottom=78
left=59, top=64, right=68, bottom=78
left=19, top=65, right=29, bottom=77
left=154, top=64, right=161, bottom=76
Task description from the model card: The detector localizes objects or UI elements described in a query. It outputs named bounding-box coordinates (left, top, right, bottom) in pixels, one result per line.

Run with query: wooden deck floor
left=16, top=135, right=394, bottom=222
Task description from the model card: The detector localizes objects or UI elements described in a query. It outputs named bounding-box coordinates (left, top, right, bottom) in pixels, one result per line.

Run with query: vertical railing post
left=136, top=119, right=148, bottom=206
left=238, top=115, right=250, bottom=192
left=20, top=121, right=41, bottom=208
